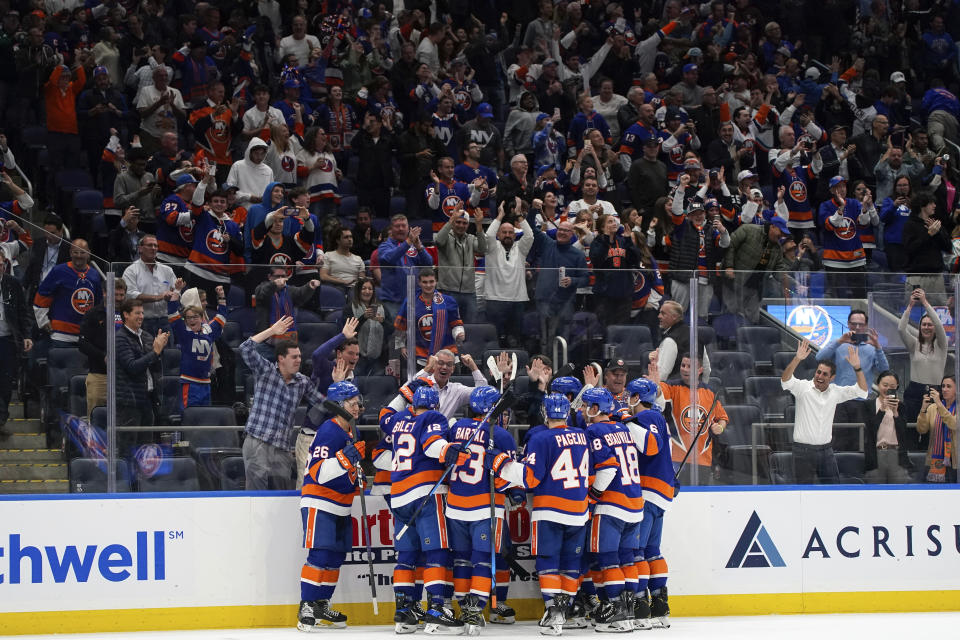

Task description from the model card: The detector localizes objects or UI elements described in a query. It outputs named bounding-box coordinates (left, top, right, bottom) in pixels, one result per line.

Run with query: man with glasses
left=817, top=309, right=889, bottom=432
left=531, top=216, right=589, bottom=355
left=497, top=154, right=534, bottom=207
left=122, top=235, right=177, bottom=337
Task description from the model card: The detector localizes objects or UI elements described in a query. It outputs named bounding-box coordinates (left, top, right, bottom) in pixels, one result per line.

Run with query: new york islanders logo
left=270, top=252, right=292, bottom=265
left=315, top=157, right=335, bottom=172
left=668, top=145, right=685, bottom=166
left=205, top=229, right=228, bottom=255
left=454, top=88, right=472, bottom=111
left=634, top=272, right=646, bottom=293
left=788, top=180, right=807, bottom=203
left=832, top=219, right=857, bottom=241
left=71, top=287, right=95, bottom=314
left=442, top=194, right=464, bottom=218
left=212, top=118, right=229, bottom=141
left=417, top=314, right=433, bottom=341
left=786, top=305, right=833, bottom=347
left=178, top=224, right=195, bottom=243
left=281, top=155, right=296, bottom=174
left=679, top=403, right=708, bottom=434
left=134, top=443, right=164, bottom=478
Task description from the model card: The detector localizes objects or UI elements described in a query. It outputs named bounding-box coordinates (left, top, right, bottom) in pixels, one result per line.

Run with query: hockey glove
left=587, top=485, right=604, bottom=505
left=482, top=448, right=510, bottom=473
left=440, top=442, right=470, bottom=466
left=507, top=488, right=527, bottom=507
left=340, top=440, right=366, bottom=466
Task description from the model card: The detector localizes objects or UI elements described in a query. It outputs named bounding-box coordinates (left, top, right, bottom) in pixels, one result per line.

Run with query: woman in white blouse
left=898, top=287, right=948, bottom=426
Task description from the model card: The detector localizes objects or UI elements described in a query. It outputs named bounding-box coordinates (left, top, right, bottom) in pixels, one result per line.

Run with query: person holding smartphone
left=864, top=371, right=915, bottom=483
left=916, top=376, right=958, bottom=483
left=898, top=287, right=948, bottom=425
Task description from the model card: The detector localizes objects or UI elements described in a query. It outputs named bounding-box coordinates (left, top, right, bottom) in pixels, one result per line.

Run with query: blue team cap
left=477, top=102, right=493, bottom=118
left=829, top=175, right=847, bottom=188
left=769, top=217, right=790, bottom=236
left=174, top=174, right=198, bottom=188
left=536, top=164, right=555, bottom=177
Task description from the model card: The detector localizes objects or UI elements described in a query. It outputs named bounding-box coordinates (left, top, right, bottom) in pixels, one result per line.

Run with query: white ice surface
left=8, top=613, right=960, bottom=640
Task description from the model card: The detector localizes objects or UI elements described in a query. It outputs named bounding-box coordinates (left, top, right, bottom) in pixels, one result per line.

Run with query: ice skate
left=459, top=594, right=485, bottom=636
left=592, top=597, right=631, bottom=633
left=312, top=599, right=347, bottom=628
left=633, top=590, right=653, bottom=630
left=394, top=595, right=419, bottom=634
left=488, top=601, right=516, bottom=624
left=423, top=603, right=465, bottom=634
left=650, top=588, right=670, bottom=629
left=538, top=595, right=569, bottom=636
left=562, top=594, right=588, bottom=629
left=584, top=593, right=603, bottom=626
left=297, top=600, right=320, bottom=633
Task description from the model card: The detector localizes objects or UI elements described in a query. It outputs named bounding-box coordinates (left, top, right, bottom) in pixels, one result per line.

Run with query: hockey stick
left=673, top=388, right=721, bottom=482
left=395, top=389, right=516, bottom=540
left=488, top=400, right=499, bottom=609
left=355, top=466, right=380, bottom=615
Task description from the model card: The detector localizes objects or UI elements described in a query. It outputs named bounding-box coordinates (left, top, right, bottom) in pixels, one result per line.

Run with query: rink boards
left=0, top=486, right=959, bottom=634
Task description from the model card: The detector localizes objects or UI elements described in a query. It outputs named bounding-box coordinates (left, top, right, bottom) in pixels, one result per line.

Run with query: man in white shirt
left=135, top=67, right=186, bottom=154
left=567, top=176, right=616, bottom=219
left=275, top=15, right=320, bottom=66
left=416, top=23, right=445, bottom=73
left=781, top=339, right=868, bottom=484
left=485, top=200, right=534, bottom=347
left=122, top=235, right=176, bottom=337
left=241, top=84, right=286, bottom=141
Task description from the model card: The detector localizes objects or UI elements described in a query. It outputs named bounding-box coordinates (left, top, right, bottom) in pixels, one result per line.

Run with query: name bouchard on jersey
left=0, top=531, right=170, bottom=585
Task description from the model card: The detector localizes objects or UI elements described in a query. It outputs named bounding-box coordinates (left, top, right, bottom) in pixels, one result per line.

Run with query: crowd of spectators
left=1, top=0, right=960, bottom=487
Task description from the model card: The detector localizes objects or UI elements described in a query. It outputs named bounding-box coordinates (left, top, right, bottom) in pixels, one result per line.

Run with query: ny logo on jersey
left=205, top=229, right=228, bottom=254
left=442, top=195, right=464, bottom=216
left=191, top=339, right=212, bottom=361
left=726, top=511, right=786, bottom=568
left=71, top=287, right=95, bottom=314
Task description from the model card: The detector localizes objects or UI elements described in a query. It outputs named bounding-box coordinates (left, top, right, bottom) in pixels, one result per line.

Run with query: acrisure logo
left=726, top=511, right=786, bottom=568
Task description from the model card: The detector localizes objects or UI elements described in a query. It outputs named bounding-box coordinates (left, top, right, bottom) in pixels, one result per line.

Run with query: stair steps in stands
left=0, top=402, right=68, bottom=494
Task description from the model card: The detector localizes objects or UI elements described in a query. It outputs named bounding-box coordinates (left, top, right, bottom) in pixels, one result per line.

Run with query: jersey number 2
left=393, top=433, right=416, bottom=472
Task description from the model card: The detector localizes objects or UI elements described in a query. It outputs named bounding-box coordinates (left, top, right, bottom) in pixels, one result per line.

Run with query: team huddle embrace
left=296, top=357, right=677, bottom=636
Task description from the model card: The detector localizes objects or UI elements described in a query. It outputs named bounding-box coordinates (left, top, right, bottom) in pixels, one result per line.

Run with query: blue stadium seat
left=181, top=406, right=239, bottom=449
left=711, top=351, right=754, bottom=394
left=773, top=350, right=817, bottom=378
left=770, top=451, right=794, bottom=484
left=227, top=307, right=256, bottom=336
left=339, top=195, right=358, bottom=218
left=339, top=177, right=357, bottom=196
left=48, top=348, right=88, bottom=402
left=836, top=452, right=866, bottom=483
left=221, top=456, right=246, bottom=490
left=157, top=375, right=183, bottom=425
left=736, top=326, right=780, bottom=367
left=69, top=458, right=132, bottom=493
left=226, top=285, right=246, bottom=309
left=161, top=347, right=180, bottom=375
left=744, top=376, right=793, bottom=420
left=390, top=196, right=407, bottom=216
left=318, top=286, right=346, bottom=311
left=721, top=444, right=772, bottom=485
left=719, top=404, right=764, bottom=446
left=138, top=457, right=200, bottom=492
left=908, top=452, right=926, bottom=482
left=222, top=321, right=243, bottom=348
left=459, top=323, right=499, bottom=358
left=296, top=323, right=340, bottom=368
left=296, top=308, right=324, bottom=323
left=605, top=325, right=654, bottom=363
left=355, top=375, right=399, bottom=423
left=69, top=375, right=87, bottom=417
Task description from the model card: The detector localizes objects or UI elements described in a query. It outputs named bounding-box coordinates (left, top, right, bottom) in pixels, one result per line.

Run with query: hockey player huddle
left=296, top=359, right=676, bottom=636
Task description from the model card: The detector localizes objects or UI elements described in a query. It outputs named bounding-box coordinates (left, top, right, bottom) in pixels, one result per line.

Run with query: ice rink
left=10, top=613, right=960, bottom=640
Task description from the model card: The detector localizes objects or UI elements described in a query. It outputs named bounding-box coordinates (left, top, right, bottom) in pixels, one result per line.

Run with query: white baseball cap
left=890, top=71, right=906, bottom=84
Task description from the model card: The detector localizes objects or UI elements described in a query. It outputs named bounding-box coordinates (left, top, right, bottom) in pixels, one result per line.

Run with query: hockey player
left=445, top=386, right=518, bottom=635
left=485, top=393, right=591, bottom=636
left=394, top=268, right=466, bottom=364
left=621, top=377, right=670, bottom=629
left=297, top=381, right=365, bottom=631
left=632, top=379, right=675, bottom=628
left=166, top=282, right=227, bottom=410
left=389, top=385, right=468, bottom=634
left=580, top=387, right=645, bottom=632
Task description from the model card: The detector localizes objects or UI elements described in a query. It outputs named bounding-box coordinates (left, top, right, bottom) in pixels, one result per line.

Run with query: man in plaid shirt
left=240, top=315, right=326, bottom=490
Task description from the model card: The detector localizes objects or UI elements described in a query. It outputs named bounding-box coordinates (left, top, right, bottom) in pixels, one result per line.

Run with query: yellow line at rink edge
left=2, top=591, right=959, bottom=635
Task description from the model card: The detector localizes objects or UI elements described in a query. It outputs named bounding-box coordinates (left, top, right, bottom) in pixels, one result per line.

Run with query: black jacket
left=115, top=325, right=161, bottom=408
left=352, top=128, right=397, bottom=190
left=669, top=220, right=725, bottom=278
left=107, top=226, right=146, bottom=263
left=78, top=305, right=112, bottom=375
left=660, top=321, right=690, bottom=380
left=397, top=130, right=445, bottom=188
left=0, top=274, right=34, bottom=351
left=902, top=216, right=950, bottom=273
left=24, top=240, right=72, bottom=302
left=590, top=232, right=641, bottom=298
left=863, top=397, right=914, bottom=472
left=628, top=157, right=668, bottom=216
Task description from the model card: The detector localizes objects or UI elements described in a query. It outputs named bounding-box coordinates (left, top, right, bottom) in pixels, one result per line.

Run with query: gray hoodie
left=226, top=137, right=275, bottom=204
left=504, top=91, right=543, bottom=157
